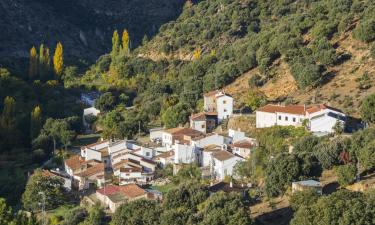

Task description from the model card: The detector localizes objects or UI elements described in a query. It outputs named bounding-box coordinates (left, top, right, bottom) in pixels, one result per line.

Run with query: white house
left=306, top=104, right=346, bottom=133
left=153, top=151, right=174, bottom=168
left=228, top=129, right=246, bottom=143
left=190, top=112, right=218, bottom=133
left=149, top=127, right=164, bottom=142
left=201, top=145, right=222, bottom=167
left=256, top=104, right=306, bottom=128
left=191, top=133, right=226, bottom=149
left=211, top=150, right=244, bottom=181
left=231, top=139, right=256, bottom=158
left=203, top=90, right=233, bottom=122
left=256, top=104, right=346, bottom=134
left=173, top=142, right=199, bottom=165
left=161, top=127, right=203, bottom=150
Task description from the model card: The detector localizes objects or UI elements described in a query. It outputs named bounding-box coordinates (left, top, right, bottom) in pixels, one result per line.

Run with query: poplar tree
left=28, top=46, right=38, bottom=78
left=0, top=96, right=16, bottom=130
left=30, top=106, right=42, bottom=140
left=121, top=29, right=130, bottom=55
left=53, top=42, right=64, bottom=76
left=111, top=30, right=120, bottom=59
left=38, top=44, right=46, bottom=77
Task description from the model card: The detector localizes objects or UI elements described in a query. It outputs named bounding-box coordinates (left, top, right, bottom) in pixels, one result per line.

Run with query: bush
left=353, top=19, right=375, bottom=43
left=360, top=94, right=375, bottom=124
left=335, top=164, right=357, bottom=186
left=248, top=74, right=265, bottom=87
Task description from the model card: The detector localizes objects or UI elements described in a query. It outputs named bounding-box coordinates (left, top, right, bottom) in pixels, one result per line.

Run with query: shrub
left=353, top=19, right=375, bottom=43
left=335, top=164, right=357, bottom=186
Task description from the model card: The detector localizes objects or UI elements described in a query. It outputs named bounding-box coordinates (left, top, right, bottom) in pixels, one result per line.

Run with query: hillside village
left=39, top=89, right=353, bottom=214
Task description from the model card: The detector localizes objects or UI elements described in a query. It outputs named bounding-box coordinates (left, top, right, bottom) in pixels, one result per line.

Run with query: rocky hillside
left=0, top=0, right=184, bottom=61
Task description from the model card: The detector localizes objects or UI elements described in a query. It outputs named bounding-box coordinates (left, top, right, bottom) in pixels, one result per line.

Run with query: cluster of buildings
left=61, top=89, right=347, bottom=211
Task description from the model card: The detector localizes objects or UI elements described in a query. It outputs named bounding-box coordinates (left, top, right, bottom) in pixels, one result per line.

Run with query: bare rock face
left=0, top=0, right=184, bottom=61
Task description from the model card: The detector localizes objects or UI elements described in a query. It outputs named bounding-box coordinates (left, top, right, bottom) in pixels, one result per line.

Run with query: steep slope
left=0, top=0, right=184, bottom=61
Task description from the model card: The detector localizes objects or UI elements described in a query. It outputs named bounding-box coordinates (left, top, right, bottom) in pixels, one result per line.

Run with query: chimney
left=304, top=104, right=306, bottom=111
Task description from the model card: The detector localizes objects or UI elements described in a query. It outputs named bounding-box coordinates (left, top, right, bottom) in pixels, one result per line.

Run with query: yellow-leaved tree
left=53, top=42, right=64, bottom=76
left=121, top=29, right=130, bottom=55
left=30, top=106, right=42, bottom=140
left=28, top=46, right=38, bottom=78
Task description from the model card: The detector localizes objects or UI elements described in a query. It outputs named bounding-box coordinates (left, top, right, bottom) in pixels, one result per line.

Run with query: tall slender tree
left=0, top=96, right=16, bottom=130
left=121, top=29, right=130, bottom=55
left=28, top=46, right=38, bottom=78
left=53, top=42, right=64, bottom=76
left=111, top=30, right=120, bottom=59
left=30, top=106, right=42, bottom=140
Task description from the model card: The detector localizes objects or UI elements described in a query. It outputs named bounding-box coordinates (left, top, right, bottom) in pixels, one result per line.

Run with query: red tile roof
left=257, top=104, right=306, bottom=115
left=190, top=112, right=218, bottom=121
left=154, top=151, right=174, bottom=159
left=97, top=184, right=146, bottom=199
left=64, top=155, right=86, bottom=171
left=212, top=150, right=236, bottom=161
left=306, top=104, right=343, bottom=114
left=75, top=163, right=105, bottom=178
left=232, top=140, right=254, bottom=149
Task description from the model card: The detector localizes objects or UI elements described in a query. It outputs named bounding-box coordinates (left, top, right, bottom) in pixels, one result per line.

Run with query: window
left=104, top=160, right=107, bottom=163
left=223, top=100, right=227, bottom=104
left=201, top=124, right=205, bottom=128
left=278, top=115, right=281, bottom=120
left=146, top=152, right=150, bottom=157
left=285, top=116, right=288, bottom=121
left=293, top=117, right=296, bottom=122
left=224, top=109, right=227, bottom=112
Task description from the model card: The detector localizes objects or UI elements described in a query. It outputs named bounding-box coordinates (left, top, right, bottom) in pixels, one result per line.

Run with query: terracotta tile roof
left=120, top=167, right=142, bottom=173
left=97, top=185, right=121, bottom=196
left=64, top=155, right=85, bottom=171
left=154, top=151, right=174, bottom=159
left=203, top=144, right=222, bottom=152
left=257, top=104, right=306, bottom=115
left=166, top=127, right=203, bottom=136
left=191, top=133, right=216, bottom=141
left=232, top=140, right=254, bottom=149
left=306, top=104, right=343, bottom=114
left=212, top=150, right=236, bottom=161
left=190, top=112, right=218, bottom=121
left=120, top=184, right=146, bottom=198
left=75, top=163, right=104, bottom=178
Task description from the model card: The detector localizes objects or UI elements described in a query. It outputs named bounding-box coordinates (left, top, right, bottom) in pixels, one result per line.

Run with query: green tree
left=161, top=103, right=190, bottom=128
left=196, top=192, right=253, bottom=225
left=291, top=190, right=374, bottom=225
left=0, top=198, right=13, bottom=224
left=360, top=94, right=375, bottom=124
left=53, top=42, right=64, bottom=76
left=111, top=199, right=161, bottom=225
left=29, top=46, right=38, bottom=79
left=335, top=164, right=357, bottom=186
left=38, top=118, right=76, bottom=154
left=172, top=164, right=201, bottom=184
left=30, top=106, right=42, bottom=140
left=22, top=169, right=65, bottom=211
left=290, top=189, right=320, bottom=212
left=265, top=154, right=302, bottom=197
left=80, top=204, right=104, bottom=225
left=244, top=90, right=267, bottom=111
left=94, top=92, right=116, bottom=112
